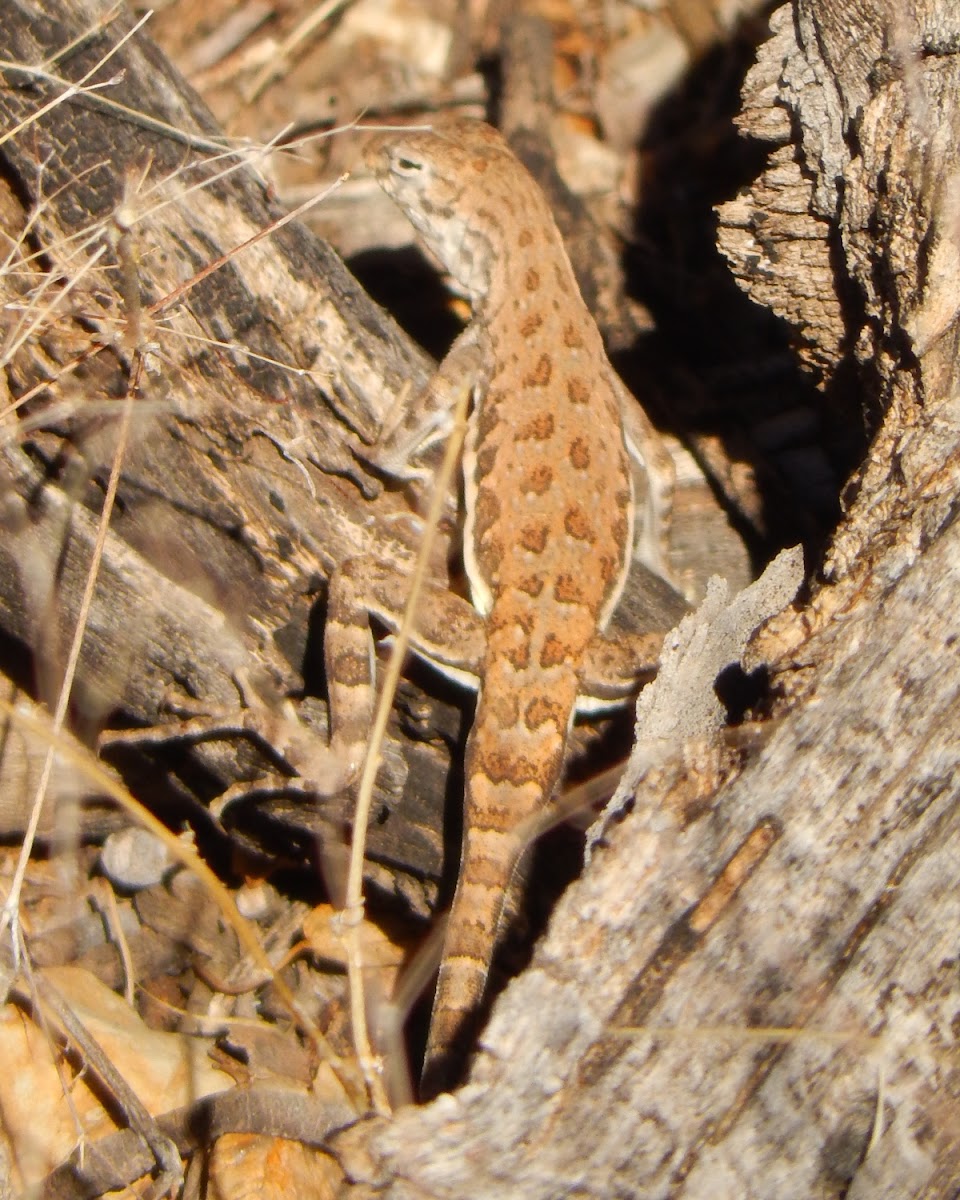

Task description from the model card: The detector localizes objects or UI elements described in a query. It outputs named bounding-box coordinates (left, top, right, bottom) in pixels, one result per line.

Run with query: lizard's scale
left=364, top=119, right=670, bottom=1092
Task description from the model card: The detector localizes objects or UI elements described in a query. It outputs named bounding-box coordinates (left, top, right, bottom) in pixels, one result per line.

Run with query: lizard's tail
left=420, top=815, right=525, bottom=1098
left=420, top=654, right=578, bottom=1098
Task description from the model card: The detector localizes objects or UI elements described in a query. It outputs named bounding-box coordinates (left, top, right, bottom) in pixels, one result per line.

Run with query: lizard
left=326, top=117, right=679, bottom=1095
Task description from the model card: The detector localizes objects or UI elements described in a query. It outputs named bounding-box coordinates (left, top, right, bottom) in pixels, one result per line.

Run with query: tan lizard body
left=343, top=119, right=676, bottom=1092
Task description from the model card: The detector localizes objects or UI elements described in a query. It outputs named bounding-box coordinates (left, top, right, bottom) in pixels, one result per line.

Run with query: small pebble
left=100, top=827, right=173, bottom=890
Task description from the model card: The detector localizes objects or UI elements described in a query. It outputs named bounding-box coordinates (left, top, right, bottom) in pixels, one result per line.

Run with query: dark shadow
left=620, top=7, right=867, bottom=566
left=348, top=245, right=465, bottom=361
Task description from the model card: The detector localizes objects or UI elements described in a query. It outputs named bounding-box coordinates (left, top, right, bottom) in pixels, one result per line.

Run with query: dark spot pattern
left=524, top=695, right=565, bottom=731
left=503, top=640, right=531, bottom=670
left=331, top=650, right=369, bottom=687
left=476, top=399, right=501, bottom=440
left=517, top=575, right=545, bottom=598
left=564, top=505, right=594, bottom=541
left=568, top=437, right=591, bottom=470
left=522, top=354, right=553, bottom=388
left=473, top=490, right=501, bottom=537
left=520, top=521, right=549, bottom=554
left=540, top=634, right=569, bottom=669
left=516, top=412, right=555, bottom=441
left=476, top=444, right=498, bottom=477
left=567, top=376, right=590, bottom=405
left=520, top=313, right=544, bottom=337
left=520, top=464, right=554, bottom=495
left=490, top=606, right=535, bottom=637
left=597, top=553, right=619, bottom=585
left=554, top=573, right=586, bottom=605
left=563, top=322, right=584, bottom=349
left=474, top=747, right=541, bottom=786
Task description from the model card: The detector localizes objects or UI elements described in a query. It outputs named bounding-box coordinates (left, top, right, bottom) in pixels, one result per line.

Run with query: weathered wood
left=718, top=1, right=960, bottom=611
left=333, top=1, right=960, bottom=1195
left=0, top=0, right=448, bottom=888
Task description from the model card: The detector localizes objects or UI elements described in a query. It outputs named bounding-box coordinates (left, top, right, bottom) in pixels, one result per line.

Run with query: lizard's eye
left=394, top=156, right=423, bottom=175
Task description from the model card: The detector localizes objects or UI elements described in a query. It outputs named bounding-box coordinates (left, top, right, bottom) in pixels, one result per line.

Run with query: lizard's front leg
left=354, top=328, right=485, bottom=487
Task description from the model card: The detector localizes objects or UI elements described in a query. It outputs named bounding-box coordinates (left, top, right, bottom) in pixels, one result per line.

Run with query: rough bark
left=1, top=0, right=958, bottom=1197
left=0, top=0, right=447, bottom=893
left=334, top=2, right=960, bottom=1197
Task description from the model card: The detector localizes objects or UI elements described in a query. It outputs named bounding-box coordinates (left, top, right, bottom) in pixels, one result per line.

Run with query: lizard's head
left=364, top=119, right=529, bottom=302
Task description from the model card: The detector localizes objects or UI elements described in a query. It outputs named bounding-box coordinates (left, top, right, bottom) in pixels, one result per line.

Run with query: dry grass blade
left=338, top=375, right=472, bottom=1113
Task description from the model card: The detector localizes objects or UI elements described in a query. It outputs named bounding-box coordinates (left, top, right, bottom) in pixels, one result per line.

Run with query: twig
left=0, top=327, right=137, bottom=971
